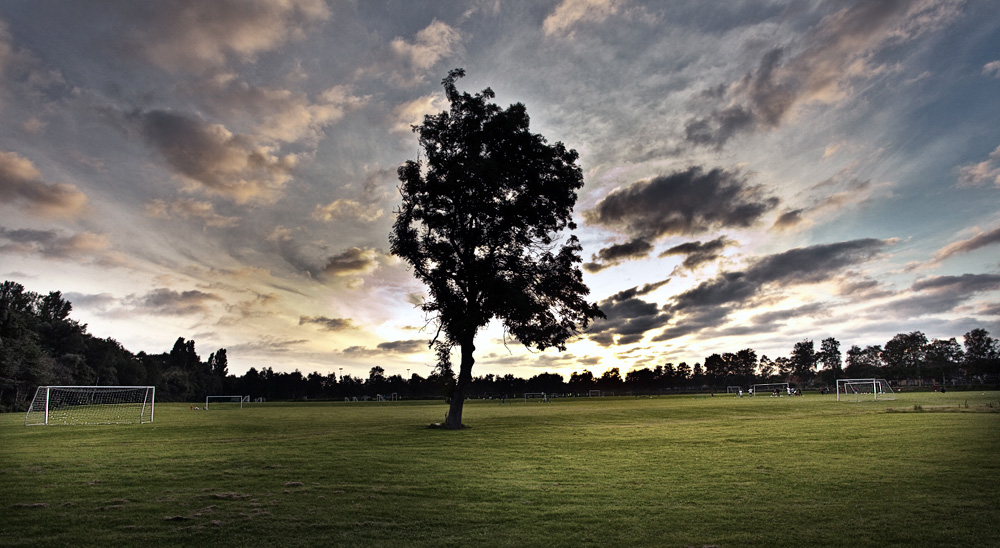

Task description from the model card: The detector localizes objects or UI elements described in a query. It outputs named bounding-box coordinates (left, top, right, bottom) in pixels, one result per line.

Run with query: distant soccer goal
left=726, top=386, right=743, bottom=395
left=836, top=378, right=896, bottom=401
left=751, top=383, right=789, bottom=397
left=524, top=392, right=550, bottom=403
left=205, top=395, right=250, bottom=409
left=588, top=389, right=602, bottom=397
left=25, top=386, right=155, bottom=426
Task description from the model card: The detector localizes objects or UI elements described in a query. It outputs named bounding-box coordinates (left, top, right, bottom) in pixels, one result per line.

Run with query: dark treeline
left=2, top=280, right=999, bottom=411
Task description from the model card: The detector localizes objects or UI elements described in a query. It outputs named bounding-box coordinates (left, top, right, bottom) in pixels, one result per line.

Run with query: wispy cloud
left=684, top=0, right=962, bottom=148
left=134, top=0, right=330, bottom=73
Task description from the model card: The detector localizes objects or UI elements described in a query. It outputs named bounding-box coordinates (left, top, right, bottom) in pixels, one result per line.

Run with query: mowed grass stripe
left=2, top=392, right=998, bottom=547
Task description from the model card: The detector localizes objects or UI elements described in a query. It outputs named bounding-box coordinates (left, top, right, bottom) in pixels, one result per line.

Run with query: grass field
left=2, top=391, right=999, bottom=548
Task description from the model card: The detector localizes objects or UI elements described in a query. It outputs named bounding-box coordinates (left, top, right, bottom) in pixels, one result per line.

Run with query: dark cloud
left=585, top=238, right=654, bottom=272
left=772, top=209, right=805, bottom=230
left=322, top=247, right=380, bottom=277
left=299, top=315, right=358, bottom=331
left=376, top=339, right=427, bottom=353
left=132, top=287, right=222, bottom=316
left=134, top=109, right=296, bottom=203
left=610, top=279, right=671, bottom=302
left=0, top=150, right=88, bottom=217
left=584, top=166, right=778, bottom=241
left=657, top=239, right=891, bottom=340
left=866, top=274, right=1000, bottom=318
left=587, top=283, right=673, bottom=347
left=342, top=339, right=428, bottom=357
left=659, top=237, right=733, bottom=271
left=0, top=226, right=113, bottom=262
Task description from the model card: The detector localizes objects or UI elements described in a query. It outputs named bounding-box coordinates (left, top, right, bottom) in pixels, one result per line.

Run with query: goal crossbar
left=836, top=378, right=895, bottom=401
left=25, top=386, right=155, bottom=426
left=205, top=395, right=250, bottom=409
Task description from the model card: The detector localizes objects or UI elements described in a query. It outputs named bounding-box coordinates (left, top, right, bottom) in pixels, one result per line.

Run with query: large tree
left=390, top=69, right=603, bottom=428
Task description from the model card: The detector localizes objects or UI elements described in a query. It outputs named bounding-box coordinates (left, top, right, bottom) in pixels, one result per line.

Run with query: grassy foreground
left=2, top=391, right=999, bottom=548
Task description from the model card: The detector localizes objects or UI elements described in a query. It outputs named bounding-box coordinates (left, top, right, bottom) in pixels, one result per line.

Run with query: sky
left=1, top=0, right=999, bottom=380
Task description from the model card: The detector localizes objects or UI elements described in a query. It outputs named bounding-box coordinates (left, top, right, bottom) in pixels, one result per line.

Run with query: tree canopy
left=390, top=69, right=603, bottom=428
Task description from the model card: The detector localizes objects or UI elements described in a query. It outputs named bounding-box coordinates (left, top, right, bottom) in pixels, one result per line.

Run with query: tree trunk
left=445, top=338, right=475, bottom=429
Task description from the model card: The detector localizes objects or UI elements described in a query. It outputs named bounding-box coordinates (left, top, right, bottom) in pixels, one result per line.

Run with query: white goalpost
left=25, top=386, right=155, bottom=426
left=751, top=382, right=789, bottom=397
left=524, top=392, right=549, bottom=402
left=726, top=386, right=743, bottom=395
left=205, top=395, right=250, bottom=409
left=836, top=378, right=896, bottom=401
left=588, top=389, right=602, bottom=397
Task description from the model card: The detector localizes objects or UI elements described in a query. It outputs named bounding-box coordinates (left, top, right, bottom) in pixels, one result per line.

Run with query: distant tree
left=757, top=355, right=775, bottom=381
left=817, top=337, right=842, bottom=385
left=600, top=367, right=624, bottom=392
left=924, top=338, right=964, bottom=382
left=624, top=367, right=656, bottom=393
left=883, top=331, right=928, bottom=379
left=844, top=344, right=883, bottom=378
left=569, top=370, right=595, bottom=392
left=790, top=340, right=817, bottom=385
left=390, top=69, right=603, bottom=428
left=963, top=328, right=1000, bottom=377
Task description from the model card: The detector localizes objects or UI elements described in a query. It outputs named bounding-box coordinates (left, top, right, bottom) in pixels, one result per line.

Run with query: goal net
left=726, top=386, right=743, bottom=394
left=25, top=386, right=155, bottom=426
left=206, top=395, right=250, bottom=409
left=836, top=378, right=896, bottom=401
left=751, top=383, right=789, bottom=397
left=524, top=392, right=549, bottom=402
left=588, top=389, right=602, bottom=397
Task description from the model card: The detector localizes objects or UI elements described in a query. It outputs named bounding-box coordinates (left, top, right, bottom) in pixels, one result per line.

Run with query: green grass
left=2, top=392, right=999, bottom=547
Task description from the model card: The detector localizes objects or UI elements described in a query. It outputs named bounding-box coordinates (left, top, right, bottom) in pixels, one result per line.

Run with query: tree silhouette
left=390, top=69, right=603, bottom=428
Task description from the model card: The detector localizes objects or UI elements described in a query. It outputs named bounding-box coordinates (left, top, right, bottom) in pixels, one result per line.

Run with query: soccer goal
left=524, top=392, right=549, bottom=402
left=25, top=386, right=155, bottom=426
left=751, top=383, right=789, bottom=397
left=726, top=386, right=743, bottom=395
left=836, top=378, right=896, bottom=401
left=205, top=395, right=250, bottom=409
left=588, top=389, right=602, bottom=397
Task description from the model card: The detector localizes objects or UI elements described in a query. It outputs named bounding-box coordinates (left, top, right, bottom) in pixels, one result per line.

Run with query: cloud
left=584, top=166, right=778, bottom=240
left=129, top=287, right=222, bottom=316
left=191, top=76, right=369, bottom=144
left=0, top=151, right=88, bottom=218
left=0, top=227, right=117, bottom=263
left=608, top=278, right=670, bottom=301
left=392, top=93, right=448, bottom=133
left=653, top=239, right=892, bottom=341
left=312, top=199, right=383, bottom=222
left=983, top=60, right=1000, bottom=78
left=135, top=0, right=330, bottom=73
left=587, top=282, right=673, bottom=347
left=543, top=0, right=625, bottom=37
left=391, top=20, right=461, bottom=72
left=867, top=274, right=1000, bottom=318
left=931, top=226, right=1000, bottom=263
left=299, top=316, right=358, bottom=331
left=684, top=0, right=962, bottom=147
left=342, top=339, right=428, bottom=357
left=957, top=145, right=1000, bottom=187
left=584, top=238, right=653, bottom=272
left=659, top=237, right=733, bottom=271
left=322, top=247, right=381, bottom=277
left=135, top=109, right=297, bottom=203
left=145, top=198, right=240, bottom=228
